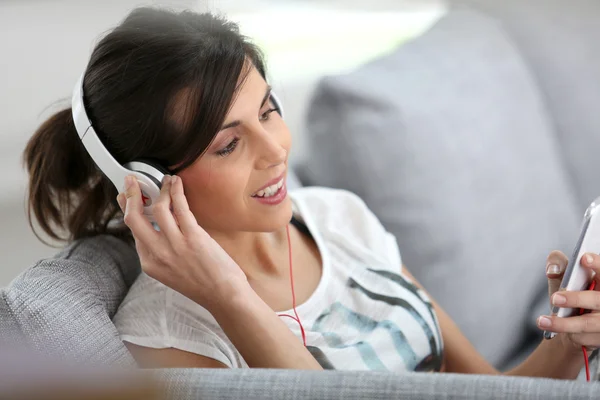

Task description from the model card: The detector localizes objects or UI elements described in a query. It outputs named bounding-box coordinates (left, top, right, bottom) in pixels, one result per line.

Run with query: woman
left=23, top=7, right=600, bottom=376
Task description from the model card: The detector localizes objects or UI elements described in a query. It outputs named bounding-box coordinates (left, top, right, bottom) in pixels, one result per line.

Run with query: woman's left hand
left=538, top=250, right=600, bottom=351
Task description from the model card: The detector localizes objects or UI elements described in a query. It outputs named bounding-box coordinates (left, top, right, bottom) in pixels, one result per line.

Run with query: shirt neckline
left=277, top=192, right=331, bottom=318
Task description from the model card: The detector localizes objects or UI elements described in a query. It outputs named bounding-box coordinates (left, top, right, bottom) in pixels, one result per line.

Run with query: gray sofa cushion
left=287, top=169, right=303, bottom=190
left=0, top=289, right=20, bottom=343
left=456, top=0, right=600, bottom=211
left=1, top=215, right=598, bottom=397
left=301, top=8, right=580, bottom=368
left=1, top=235, right=139, bottom=365
left=155, top=368, right=598, bottom=400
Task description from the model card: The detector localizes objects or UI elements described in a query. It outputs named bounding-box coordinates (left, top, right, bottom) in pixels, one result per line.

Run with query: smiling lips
left=251, top=175, right=287, bottom=205
left=252, top=178, right=284, bottom=198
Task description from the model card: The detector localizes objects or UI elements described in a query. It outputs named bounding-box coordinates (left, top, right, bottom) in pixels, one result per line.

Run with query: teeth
left=254, top=178, right=284, bottom=198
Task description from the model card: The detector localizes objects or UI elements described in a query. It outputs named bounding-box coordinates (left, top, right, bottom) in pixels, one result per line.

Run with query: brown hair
left=23, top=7, right=266, bottom=245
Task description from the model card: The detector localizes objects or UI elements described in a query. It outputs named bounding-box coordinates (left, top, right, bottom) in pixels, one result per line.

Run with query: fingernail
left=586, top=254, right=594, bottom=265
left=546, top=264, right=562, bottom=275
left=537, top=316, right=552, bottom=328
left=162, top=175, right=171, bottom=185
left=171, top=175, right=178, bottom=185
left=552, top=293, right=567, bottom=305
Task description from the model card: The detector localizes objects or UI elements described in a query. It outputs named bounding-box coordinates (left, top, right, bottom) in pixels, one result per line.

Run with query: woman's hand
left=538, top=250, right=600, bottom=352
left=117, top=175, right=249, bottom=311
left=117, top=175, right=322, bottom=370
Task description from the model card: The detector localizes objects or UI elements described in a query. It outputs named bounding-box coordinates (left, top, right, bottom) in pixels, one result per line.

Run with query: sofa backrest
left=1, top=235, right=139, bottom=365
left=301, top=7, right=582, bottom=368
left=456, top=0, right=600, bottom=211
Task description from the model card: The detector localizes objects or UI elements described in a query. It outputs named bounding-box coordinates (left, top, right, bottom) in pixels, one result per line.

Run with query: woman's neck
left=206, top=226, right=290, bottom=281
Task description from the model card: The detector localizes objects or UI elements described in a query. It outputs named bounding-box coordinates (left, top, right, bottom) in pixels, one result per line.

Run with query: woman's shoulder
left=290, top=186, right=384, bottom=230
left=290, top=186, right=372, bottom=219
left=113, top=272, right=241, bottom=367
left=113, top=273, right=169, bottom=334
left=114, top=272, right=220, bottom=335
left=290, top=187, right=399, bottom=263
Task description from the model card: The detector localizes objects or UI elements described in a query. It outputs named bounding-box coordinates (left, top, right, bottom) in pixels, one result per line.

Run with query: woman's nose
left=254, top=130, right=287, bottom=170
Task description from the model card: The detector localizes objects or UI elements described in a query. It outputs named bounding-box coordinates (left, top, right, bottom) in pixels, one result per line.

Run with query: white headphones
left=71, top=72, right=284, bottom=221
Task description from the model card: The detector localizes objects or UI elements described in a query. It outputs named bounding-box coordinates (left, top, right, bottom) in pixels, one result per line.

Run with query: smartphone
left=544, top=196, right=600, bottom=339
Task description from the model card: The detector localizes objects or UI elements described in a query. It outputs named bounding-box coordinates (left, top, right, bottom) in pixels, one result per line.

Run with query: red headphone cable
left=277, top=224, right=307, bottom=346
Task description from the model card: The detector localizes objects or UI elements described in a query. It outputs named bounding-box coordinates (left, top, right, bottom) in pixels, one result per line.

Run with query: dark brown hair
left=23, top=7, right=266, bottom=244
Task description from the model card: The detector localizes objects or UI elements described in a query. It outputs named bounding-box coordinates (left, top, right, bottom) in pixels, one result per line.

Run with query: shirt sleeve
left=295, top=187, right=403, bottom=272
left=113, top=273, right=239, bottom=368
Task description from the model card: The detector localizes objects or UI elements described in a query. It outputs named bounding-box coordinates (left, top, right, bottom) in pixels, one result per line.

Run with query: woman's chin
left=251, top=196, right=293, bottom=232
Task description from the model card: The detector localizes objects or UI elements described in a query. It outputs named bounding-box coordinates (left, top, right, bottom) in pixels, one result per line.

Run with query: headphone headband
left=71, top=73, right=162, bottom=219
left=72, top=74, right=132, bottom=191
left=71, top=72, right=285, bottom=222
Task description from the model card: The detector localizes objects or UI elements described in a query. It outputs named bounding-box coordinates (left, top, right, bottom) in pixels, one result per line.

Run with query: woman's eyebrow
left=219, top=86, right=272, bottom=131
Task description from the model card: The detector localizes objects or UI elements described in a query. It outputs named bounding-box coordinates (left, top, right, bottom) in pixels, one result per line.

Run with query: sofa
left=2, top=1, right=600, bottom=399
left=301, top=0, right=600, bottom=372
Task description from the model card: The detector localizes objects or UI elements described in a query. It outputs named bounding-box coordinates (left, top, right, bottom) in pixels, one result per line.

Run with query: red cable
left=277, top=225, right=307, bottom=346
left=579, top=280, right=596, bottom=382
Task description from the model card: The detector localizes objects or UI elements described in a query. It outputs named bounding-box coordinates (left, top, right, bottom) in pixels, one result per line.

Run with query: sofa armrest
left=152, top=369, right=598, bottom=400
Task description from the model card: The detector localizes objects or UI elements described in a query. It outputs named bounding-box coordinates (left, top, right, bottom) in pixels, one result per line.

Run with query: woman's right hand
left=117, top=175, right=249, bottom=311
left=118, top=175, right=322, bottom=370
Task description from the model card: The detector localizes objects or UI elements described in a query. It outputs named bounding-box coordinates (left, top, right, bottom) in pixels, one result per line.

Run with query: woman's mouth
left=251, top=177, right=287, bottom=205
left=252, top=178, right=284, bottom=198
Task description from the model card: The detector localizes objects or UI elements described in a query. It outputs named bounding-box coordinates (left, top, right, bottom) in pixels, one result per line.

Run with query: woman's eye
left=259, top=108, right=278, bottom=121
left=216, top=137, right=239, bottom=157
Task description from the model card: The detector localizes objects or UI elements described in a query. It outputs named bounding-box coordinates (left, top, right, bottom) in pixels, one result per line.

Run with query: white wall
left=0, top=0, right=201, bottom=285
left=0, top=0, right=444, bottom=286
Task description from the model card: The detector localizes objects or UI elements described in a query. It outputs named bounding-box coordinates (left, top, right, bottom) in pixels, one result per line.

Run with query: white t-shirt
left=113, top=187, right=444, bottom=371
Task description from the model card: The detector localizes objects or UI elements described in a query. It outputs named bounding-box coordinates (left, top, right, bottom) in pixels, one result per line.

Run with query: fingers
left=580, top=253, right=600, bottom=280
left=546, top=250, right=568, bottom=279
left=538, top=313, right=600, bottom=334
left=117, top=193, right=126, bottom=212
left=152, top=176, right=182, bottom=241
left=546, top=250, right=568, bottom=301
left=550, top=290, right=600, bottom=311
left=121, top=176, right=159, bottom=244
left=567, top=332, right=600, bottom=349
left=170, top=175, right=200, bottom=235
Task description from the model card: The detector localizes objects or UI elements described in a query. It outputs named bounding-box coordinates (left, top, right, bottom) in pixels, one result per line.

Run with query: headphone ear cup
left=123, top=160, right=167, bottom=216
left=128, top=172, right=161, bottom=222
left=123, top=160, right=167, bottom=188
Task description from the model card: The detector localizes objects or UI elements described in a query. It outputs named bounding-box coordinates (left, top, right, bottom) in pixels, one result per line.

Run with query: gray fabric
left=1, top=4, right=599, bottom=397
left=0, top=288, right=20, bottom=344
left=0, top=218, right=597, bottom=398
left=301, top=8, right=581, bottom=368
left=154, top=369, right=599, bottom=400
left=1, top=235, right=139, bottom=365
left=455, top=0, right=600, bottom=211
left=286, top=169, right=303, bottom=191
left=460, top=0, right=600, bottom=376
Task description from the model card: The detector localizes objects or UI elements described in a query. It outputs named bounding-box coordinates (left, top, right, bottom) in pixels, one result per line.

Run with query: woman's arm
left=121, top=282, right=323, bottom=370
left=120, top=175, right=322, bottom=370
left=400, top=267, right=498, bottom=375
left=201, top=279, right=323, bottom=370
left=401, top=267, right=582, bottom=379
left=124, top=343, right=229, bottom=368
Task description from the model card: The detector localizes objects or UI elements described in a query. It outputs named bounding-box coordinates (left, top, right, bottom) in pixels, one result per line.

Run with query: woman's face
left=177, top=67, right=293, bottom=234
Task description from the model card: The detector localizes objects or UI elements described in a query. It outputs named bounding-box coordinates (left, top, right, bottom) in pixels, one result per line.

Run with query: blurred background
left=3, top=0, right=600, bottom=375
left=0, top=0, right=445, bottom=286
